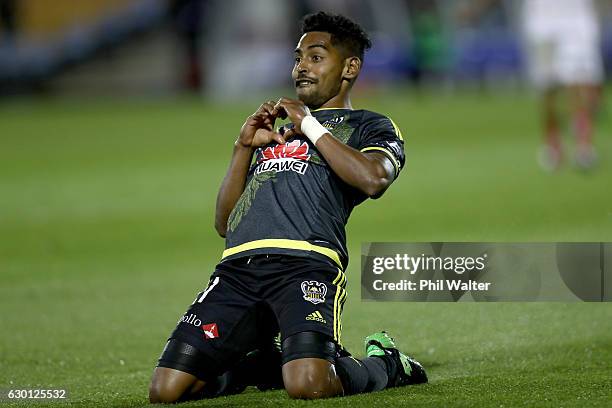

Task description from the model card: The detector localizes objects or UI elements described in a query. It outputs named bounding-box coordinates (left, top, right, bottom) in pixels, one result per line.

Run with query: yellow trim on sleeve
left=389, top=118, right=404, bottom=141
left=360, top=146, right=401, bottom=176
left=221, top=239, right=342, bottom=268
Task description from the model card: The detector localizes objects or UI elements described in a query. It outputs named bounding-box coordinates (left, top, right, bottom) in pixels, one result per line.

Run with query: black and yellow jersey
left=221, top=108, right=405, bottom=270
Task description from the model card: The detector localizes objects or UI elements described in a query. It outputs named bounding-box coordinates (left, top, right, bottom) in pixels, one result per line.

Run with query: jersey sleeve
left=356, top=116, right=405, bottom=177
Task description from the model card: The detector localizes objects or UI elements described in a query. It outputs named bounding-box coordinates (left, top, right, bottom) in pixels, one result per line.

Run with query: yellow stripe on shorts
left=333, top=268, right=347, bottom=343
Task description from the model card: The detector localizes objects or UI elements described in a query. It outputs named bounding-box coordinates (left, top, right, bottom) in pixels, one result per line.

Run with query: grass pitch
left=1, top=89, right=611, bottom=407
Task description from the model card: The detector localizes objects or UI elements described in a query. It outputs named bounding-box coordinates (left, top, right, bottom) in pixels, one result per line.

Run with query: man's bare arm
left=214, top=102, right=285, bottom=237
left=214, top=143, right=255, bottom=237
left=315, top=137, right=396, bottom=197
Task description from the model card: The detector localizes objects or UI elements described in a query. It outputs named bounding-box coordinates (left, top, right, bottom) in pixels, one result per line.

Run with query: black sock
left=201, top=347, right=283, bottom=398
left=335, top=356, right=390, bottom=395
left=376, top=353, right=400, bottom=387
left=200, top=371, right=245, bottom=398
left=247, top=347, right=284, bottom=391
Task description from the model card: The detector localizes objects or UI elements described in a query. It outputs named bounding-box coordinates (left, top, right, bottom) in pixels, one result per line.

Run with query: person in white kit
left=522, top=0, right=603, bottom=170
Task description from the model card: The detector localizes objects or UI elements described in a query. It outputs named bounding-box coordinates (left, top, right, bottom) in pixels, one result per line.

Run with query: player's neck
left=315, top=93, right=352, bottom=110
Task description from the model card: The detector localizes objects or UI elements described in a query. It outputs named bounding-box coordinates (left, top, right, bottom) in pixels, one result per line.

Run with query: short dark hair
left=300, top=11, right=372, bottom=61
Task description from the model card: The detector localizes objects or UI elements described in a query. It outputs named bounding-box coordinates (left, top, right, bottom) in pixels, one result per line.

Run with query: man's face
left=292, top=32, right=346, bottom=108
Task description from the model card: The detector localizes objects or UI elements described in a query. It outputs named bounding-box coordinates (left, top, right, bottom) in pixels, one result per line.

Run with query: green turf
left=1, top=89, right=611, bottom=407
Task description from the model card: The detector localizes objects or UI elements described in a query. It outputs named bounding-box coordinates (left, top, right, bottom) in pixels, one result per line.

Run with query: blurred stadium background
left=3, top=0, right=612, bottom=96
left=1, top=1, right=611, bottom=407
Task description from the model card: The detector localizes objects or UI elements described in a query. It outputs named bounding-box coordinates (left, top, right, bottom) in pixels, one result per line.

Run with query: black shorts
left=157, top=254, right=347, bottom=380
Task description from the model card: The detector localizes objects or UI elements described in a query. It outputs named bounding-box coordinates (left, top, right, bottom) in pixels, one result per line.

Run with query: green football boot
left=365, top=331, right=428, bottom=387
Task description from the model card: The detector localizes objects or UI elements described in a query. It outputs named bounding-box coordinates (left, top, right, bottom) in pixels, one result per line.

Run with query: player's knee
left=283, top=371, right=328, bottom=399
left=282, top=359, right=341, bottom=399
left=149, top=379, right=183, bottom=404
left=285, top=382, right=320, bottom=399
left=149, top=367, right=195, bottom=404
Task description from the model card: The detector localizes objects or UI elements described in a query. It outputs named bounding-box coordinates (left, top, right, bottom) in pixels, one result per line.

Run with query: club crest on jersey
left=322, top=115, right=345, bottom=128
left=255, top=140, right=311, bottom=175
left=301, top=280, right=327, bottom=304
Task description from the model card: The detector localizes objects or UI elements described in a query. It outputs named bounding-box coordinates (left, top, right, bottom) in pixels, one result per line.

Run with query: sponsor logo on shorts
left=179, top=313, right=202, bottom=327
left=301, top=280, right=327, bottom=304
left=255, top=140, right=311, bottom=175
left=179, top=314, right=220, bottom=340
left=202, top=323, right=219, bottom=339
left=305, top=311, right=326, bottom=324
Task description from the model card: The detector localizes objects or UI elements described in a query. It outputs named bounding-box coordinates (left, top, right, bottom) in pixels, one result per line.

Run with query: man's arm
left=214, top=143, right=255, bottom=237
left=275, top=98, right=396, bottom=198
left=214, top=101, right=285, bottom=237
left=313, top=136, right=395, bottom=197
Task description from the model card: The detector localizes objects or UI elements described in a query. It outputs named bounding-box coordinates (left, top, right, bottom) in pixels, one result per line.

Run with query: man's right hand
left=237, top=101, right=286, bottom=148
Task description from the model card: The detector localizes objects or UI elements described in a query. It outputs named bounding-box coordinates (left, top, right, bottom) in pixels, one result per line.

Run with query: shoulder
left=349, top=110, right=406, bottom=178
left=357, top=110, right=404, bottom=141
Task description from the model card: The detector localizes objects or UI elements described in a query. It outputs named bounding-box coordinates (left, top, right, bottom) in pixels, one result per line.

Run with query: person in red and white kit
left=461, top=0, right=604, bottom=170
left=522, top=0, right=604, bottom=170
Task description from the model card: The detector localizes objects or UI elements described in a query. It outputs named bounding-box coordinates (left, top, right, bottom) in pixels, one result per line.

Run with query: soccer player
left=149, top=11, right=427, bottom=402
